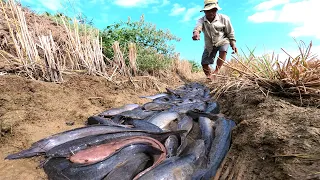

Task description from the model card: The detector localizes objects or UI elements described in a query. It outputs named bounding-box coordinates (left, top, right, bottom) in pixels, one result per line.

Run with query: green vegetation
left=136, top=47, right=173, bottom=72
left=100, top=15, right=181, bottom=58
left=99, top=15, right=185, bottom=73
left=188, top=60, right=202, bottom=72
left=41, top=12, right=194, bottom=74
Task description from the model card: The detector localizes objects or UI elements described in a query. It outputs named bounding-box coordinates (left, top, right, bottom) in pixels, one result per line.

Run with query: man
left=192, top=0, right=237, bottom=80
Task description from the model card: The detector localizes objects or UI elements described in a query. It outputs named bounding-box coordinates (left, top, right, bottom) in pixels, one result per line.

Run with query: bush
left=136, top=45, right=173, bottom=73
left=188, top=60, right=202, bottom=72
left=100, top=15, right=181, bottom=59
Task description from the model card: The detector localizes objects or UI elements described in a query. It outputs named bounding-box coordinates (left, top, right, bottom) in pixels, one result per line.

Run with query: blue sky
left=20, top=0, right=320, bottom=64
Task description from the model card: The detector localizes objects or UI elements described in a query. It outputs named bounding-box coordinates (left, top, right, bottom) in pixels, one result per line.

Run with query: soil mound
left=0, top=4, right=67, bottom=57
left=217, top=88, right=320, bottom=180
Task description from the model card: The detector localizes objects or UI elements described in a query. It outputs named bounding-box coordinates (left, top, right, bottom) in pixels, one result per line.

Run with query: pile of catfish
left=5, top=82, right=236, bottom=180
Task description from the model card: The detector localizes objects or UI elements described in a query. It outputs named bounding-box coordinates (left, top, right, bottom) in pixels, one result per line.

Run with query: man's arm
left=192, top=17, right=204, bottom=40
left=224, top=17, right=238, bottom=53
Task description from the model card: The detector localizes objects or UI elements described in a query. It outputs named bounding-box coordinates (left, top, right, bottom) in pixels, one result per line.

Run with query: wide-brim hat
left=200, top=0, right=221, bottom=12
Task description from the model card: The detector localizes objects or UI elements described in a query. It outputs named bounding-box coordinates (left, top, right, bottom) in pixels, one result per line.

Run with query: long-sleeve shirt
left=193, top=13, right=236, bottom=53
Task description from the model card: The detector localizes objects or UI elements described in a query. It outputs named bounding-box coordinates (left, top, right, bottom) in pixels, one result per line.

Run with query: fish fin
left=37, top=157, right=52, bottom=169
left=5, top=147, right=44, bottom=160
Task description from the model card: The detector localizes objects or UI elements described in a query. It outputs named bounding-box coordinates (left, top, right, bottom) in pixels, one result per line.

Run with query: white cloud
left=150, top=0, right=170, bottom=13
left=169, top=3, right=186, bottom=16
left=182, top=6, right=201, bottom=22
left=169, top=4, right=201, bottom=22
left=248, top=0, right=320, bottom=39
left=112, top=0, right=169, bottom=8
left=254, top=0, right=289, bottom=11
left=89, top=0, right=106, bottom=5
left=276, top=49, right=301, bottom=62
left=259, top=43, right=320, bottom=63
left=41, top=0, right=63, bottom=11
left=248, top=10, right=277, bottom=23
left=113, top=0, right=158, bottom=7
left=161, top=0, right=170, bottom=6
left=194, top=14, right=203, bottom=21
left=311, top=45, right=320, bottom=58
left=21, top=0, right=86, bottom=14
left=21, top=0, right=63, bottom=12
left=290, top=22, right=320, bottom=39
left=20, top=0, right=35, bottom=4
left=276, top=47, right=320, bottom=62
left=150, top=6, right=160, bottom=14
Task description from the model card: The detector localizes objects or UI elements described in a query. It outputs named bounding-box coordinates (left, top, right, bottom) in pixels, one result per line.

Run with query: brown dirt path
left=0, top=74, right=184, bottom=179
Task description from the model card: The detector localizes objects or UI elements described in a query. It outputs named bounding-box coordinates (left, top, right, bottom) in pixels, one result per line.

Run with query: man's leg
left=213, top=44, right=229, bottom=74
left=201, top=49, right=215, bottom=78
left=213, top=51, right=227, bottom=74
left=202, top=64, right=211, bottom=77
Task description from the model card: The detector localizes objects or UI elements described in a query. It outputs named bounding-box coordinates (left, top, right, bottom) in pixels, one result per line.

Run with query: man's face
left=204, top=8, right=218, bottom=20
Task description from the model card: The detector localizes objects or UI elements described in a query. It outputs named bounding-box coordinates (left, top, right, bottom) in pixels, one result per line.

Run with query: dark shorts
left=201, top=44, right=229, bottom=65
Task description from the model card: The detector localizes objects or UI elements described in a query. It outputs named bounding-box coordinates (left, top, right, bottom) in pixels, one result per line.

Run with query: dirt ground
left=217, top=87, right=320, bottom=180
left=0, top=74, right=184, bottom=180
left=0, top=74, right=319, bottom=180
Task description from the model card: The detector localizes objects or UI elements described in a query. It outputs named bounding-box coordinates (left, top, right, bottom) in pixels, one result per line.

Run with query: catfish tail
left=5, top=147, right=44, bottom=160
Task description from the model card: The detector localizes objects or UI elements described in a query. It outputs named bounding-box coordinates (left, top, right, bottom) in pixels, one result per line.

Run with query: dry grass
left=128, top=42, right=137, bottom=76
left=0, top=0, right=109, bottom=82
left=0, top=0, right=215, bottom=84
left=212, top=40, right=320, bottom=105
left=112, top=41, right=127, bottom=76
left=59, top=17, right=108, bottom=77
left=0, top=0, right=42, bottom=79
left=172, top=53, right=209, bottom=82
left=38, top=34, right=63, bottom=82
left=273, top=153, right=320, bottom=161
left=107, top=41, right=139, bottom=80
left=174, top=56, right=193, bottom=78
left=0, top=0, right=199, bottom=83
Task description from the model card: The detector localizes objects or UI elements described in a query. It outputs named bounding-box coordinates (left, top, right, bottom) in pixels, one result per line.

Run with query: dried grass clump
left=0, top=0, right=108, bottom=82
left=128, top=42, right=137, bottom=76
left=213, top=40, right=320, bottom=105
left=173, top=54, right=193, bottom=78
left=0, top=0, right=199, bottom=83
left=0, top=0, right=43, bottom=79
left=106, top=41, right=138, bottom=80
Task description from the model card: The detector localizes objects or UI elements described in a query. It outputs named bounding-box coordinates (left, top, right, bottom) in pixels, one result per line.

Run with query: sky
left=20, top=0, right=320, bottom=64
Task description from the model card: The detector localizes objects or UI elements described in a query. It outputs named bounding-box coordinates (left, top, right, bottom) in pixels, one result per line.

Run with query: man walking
left=192, top=0, right=237, bottom=80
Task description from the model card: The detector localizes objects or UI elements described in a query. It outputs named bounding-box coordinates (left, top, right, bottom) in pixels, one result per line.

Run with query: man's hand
left=230, top=41, right=238, bottom=54
left=231, top=45, right=238, bottom=54
left=192, top=31, right=200, bottom=41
